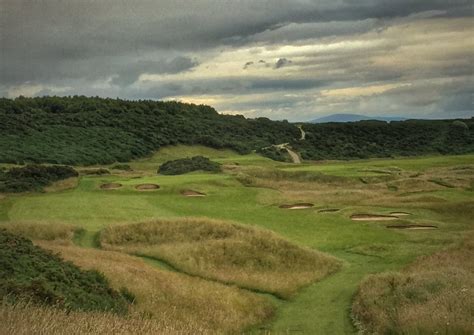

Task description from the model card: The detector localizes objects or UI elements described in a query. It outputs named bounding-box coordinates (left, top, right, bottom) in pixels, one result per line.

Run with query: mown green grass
left=0, top=148, right=472, bottom=334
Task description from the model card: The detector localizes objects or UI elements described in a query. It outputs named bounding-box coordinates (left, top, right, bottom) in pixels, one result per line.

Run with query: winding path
left=298, top=125, right=306, bottom=140
left=285, top=146, right=301, bottom=164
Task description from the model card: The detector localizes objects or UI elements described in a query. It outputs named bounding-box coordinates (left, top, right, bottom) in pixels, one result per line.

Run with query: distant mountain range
left=309, top=113, right=408, bottom=123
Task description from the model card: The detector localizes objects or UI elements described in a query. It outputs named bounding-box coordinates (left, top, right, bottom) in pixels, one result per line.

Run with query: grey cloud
left=112, top=56, right=198, bottom=87
left=274, top=58, right=292, bottom=69
left=1, top=0, right=472, bottom=120
left=243, top=61, right=254, bottom=69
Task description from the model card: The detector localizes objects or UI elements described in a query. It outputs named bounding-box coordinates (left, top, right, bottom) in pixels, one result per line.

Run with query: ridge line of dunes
left=100, top=218, right=341, bottom=299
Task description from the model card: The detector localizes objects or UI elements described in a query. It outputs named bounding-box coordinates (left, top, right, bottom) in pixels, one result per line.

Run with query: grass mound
left=352, top=239, right=474, bottom=334
left=100, top=218, right=341, bottom=298
left=0, top=229, right=129, bottom=313
left=100, top=183, right=122, bottom=189
left=135, top=184, right=160, bottom=190
left=0, top=302, right=177, bottom=335
left=2, top=222, right=77, bottom=243
left=40, top=243, right=274, bottom=333
left=158, top=156, right=221, bottom=175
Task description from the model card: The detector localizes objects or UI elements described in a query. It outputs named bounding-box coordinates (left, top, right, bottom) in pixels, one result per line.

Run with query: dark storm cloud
left=111, top=57, right=198, bottom=87
left=0, top=0, right=472, bottom=119
left=138, top=77, right=328, bottom=99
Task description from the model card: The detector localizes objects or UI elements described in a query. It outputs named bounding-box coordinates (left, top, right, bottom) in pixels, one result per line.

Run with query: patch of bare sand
left=280, top=203, right=314, bottom=209
left=390, top=212, right=411, bottom=217
left=135, top=184, right=160, bottom=190
left=318, top=208, right=340, bottom=213
left=351, top=214, right=399, bottom=221
left=181, top=190, right=206, bottom=197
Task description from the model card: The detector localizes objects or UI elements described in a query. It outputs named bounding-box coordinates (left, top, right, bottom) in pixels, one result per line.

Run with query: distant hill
left=0, top=96, right=472, bottom=164
left=310, top=114, right=407, bottom=123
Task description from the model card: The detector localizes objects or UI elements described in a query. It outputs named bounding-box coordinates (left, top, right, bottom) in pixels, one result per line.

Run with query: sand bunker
left=390, top=212, right=411, bottom=217
left=280, top=203, right=314, bottom=210
left=387, top=224, right=437, bottom=230
left=135, top=184, right=160, bottom=190
left=181, top=190, right=206, bottom=197
left=318, top=208, right=340, bottom=213
left=350, top=214, right=399, bottom=221
left=100, top=183, right=122, bottom=190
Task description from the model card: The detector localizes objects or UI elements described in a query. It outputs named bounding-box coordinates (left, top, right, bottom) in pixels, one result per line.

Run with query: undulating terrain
left=1, top=140, right=473, bottom=333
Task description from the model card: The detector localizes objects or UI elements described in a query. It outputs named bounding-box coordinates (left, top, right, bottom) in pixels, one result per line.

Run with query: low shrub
left=0, top=164, right=78, bottom=193
left=158, top=156, right=221, bottom=175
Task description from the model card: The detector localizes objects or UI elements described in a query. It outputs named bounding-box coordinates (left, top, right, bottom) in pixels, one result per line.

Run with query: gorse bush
left=293, top=119, right=474, bottom=160
left=40, top=242, right=275, bottom=333
left=158, top=156, right=221, bottom=175
left=0, top=96, right=297, bottom=165
left=256, top=146, right=290, bottom=162
left=0, top=164, right=78, bottom=193
left=0, top=229, right=130, bottom=313
left=0, top=96, right=472, bottom=165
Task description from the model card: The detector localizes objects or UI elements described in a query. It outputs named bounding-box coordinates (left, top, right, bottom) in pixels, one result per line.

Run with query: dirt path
left=298, top=125, right=306, bottom=140
left=261, top=125, right=304, bottom=164
left=285, top=146, right=301, bottom=164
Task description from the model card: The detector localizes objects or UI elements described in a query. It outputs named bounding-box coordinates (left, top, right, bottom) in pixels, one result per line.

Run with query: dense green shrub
left=257, top=146, right=290, bottom=162
left=0, top=164, right=78, bottom=193
left=0, top=96, right=472, bottom=164
left=0, top=229, right=130, bottom=313
left=158, top=156, right=221, bottom=175
left=0, top=96, right=297, bottom=165
left=293, top=119, right=474, bottom=160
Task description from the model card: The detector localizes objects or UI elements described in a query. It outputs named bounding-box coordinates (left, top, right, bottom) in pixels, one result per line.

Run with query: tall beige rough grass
left=0, top=301, right=193, bottom=335
left=100, top=218, right=341, bottom=298
left=352, top=237, right=474, bottom=334
left=39, top=242, right=274, bottom=334
left=3, top=222, right=77, bottom=244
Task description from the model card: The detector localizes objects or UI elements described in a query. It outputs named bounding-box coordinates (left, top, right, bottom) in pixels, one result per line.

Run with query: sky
left=1, top=1, right=473, bottom=121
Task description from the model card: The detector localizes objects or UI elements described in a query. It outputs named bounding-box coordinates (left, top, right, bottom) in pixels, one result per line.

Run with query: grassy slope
left=1, top=222, right=275, bottom=333
left=352, top=239, right=474, bottom=334
left=100, top=218, right=341, bottom=298
left=0, top=229, right=130, bottom=314
left=0, top=146, right=473, bottom=333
